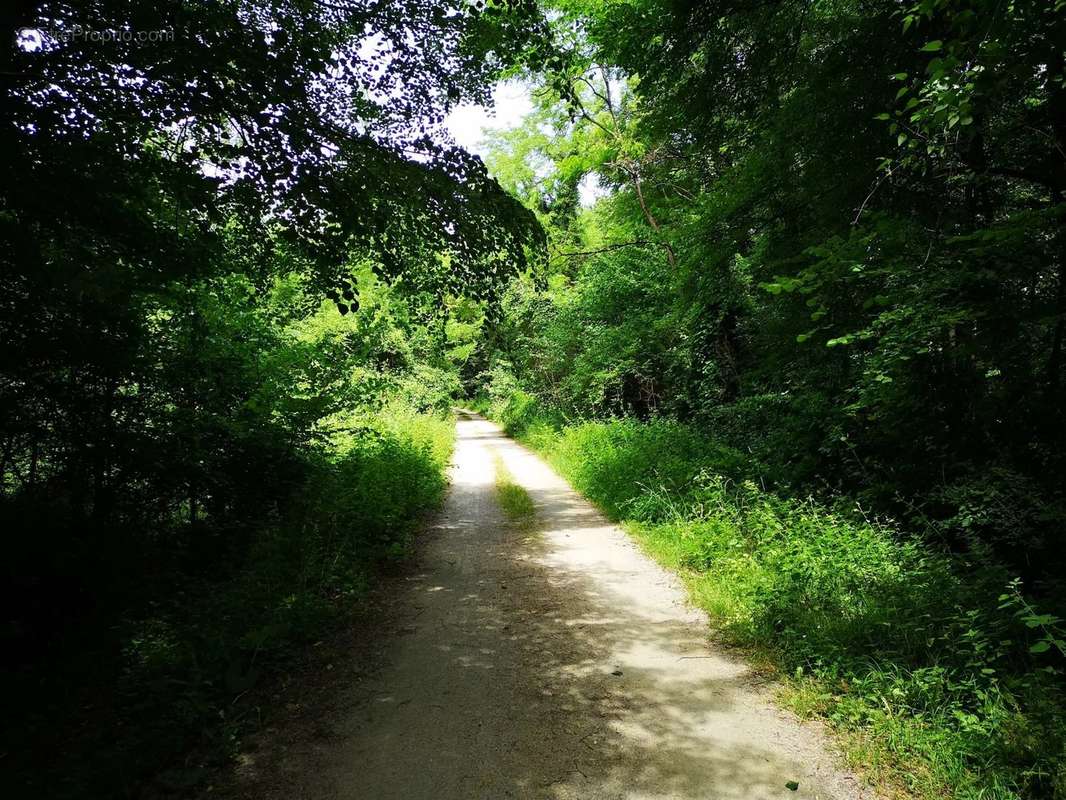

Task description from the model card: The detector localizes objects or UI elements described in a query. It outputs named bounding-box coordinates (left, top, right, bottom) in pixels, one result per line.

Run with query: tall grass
left=486, top=392, right=1066, bottom=800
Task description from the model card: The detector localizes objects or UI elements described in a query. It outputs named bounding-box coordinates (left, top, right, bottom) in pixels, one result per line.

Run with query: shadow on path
left=227, top=412, right=868, bottom=800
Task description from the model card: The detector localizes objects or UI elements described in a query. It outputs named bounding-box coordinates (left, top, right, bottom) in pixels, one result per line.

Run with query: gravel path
left=228, top=412, right=870, bottom=800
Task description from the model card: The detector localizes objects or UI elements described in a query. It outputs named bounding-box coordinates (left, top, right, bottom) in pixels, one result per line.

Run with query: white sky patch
left=578, top=172, right=607, bottom=208
left=445, top=81, right=532, bottom=157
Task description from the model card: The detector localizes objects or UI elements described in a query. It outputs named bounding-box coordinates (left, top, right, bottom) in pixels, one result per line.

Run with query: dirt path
left=229, top=412, right=869, bottom=800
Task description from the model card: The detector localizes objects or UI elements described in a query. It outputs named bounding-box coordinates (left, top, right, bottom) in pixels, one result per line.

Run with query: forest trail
left=231, top=412, right=869, bottom=800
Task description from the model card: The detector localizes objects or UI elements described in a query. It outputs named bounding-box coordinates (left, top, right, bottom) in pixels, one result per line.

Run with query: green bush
left=546, top=418, right=752, bottom=519
left=495, top=389, right=543, bottom=436
left=124, top=404, right=454, bottom=704
left=11, top=406, right=454, bottom=799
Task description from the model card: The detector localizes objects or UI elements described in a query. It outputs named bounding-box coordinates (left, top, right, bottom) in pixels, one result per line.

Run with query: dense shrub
left=5, top=406, right=453, bottom=798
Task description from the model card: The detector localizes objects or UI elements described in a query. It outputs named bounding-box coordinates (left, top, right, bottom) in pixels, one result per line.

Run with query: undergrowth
left=480, top=390, right=1066, bottom=800
left=5, top=405, right=454, bottom=799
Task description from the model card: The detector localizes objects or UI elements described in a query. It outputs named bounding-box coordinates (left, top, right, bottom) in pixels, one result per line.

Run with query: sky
left=444, top=81, right=533, bottom=157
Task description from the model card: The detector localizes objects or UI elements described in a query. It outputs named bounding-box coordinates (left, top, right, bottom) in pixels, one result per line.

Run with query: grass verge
left=477, top=390, right=1066, bottom=800
left=494, top=452, right=536, bottom=522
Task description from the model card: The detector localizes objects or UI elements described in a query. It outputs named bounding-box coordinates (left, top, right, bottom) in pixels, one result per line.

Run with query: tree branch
left=550, top=240, right=653, bottom=260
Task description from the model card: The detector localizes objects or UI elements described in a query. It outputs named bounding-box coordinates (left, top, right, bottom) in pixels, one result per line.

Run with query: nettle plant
left=999, top=579, right=1066, bottom=663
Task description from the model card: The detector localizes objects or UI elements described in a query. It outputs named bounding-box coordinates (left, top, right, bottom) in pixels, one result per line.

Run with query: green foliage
left=493, top=400, right=1066, bottom=800
left=544, top=419, right=751, bottom=520
left=483, top=0, right=1066, bottom=584
left=1, top=244, right=459, bottom=795
left=6, top=0, right=1066, bottom=797
left=482, top=376, right=565, bottom=452
left=2, top=0, right=544, bottom=291
left=115, top=407, right=453, bottom=788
